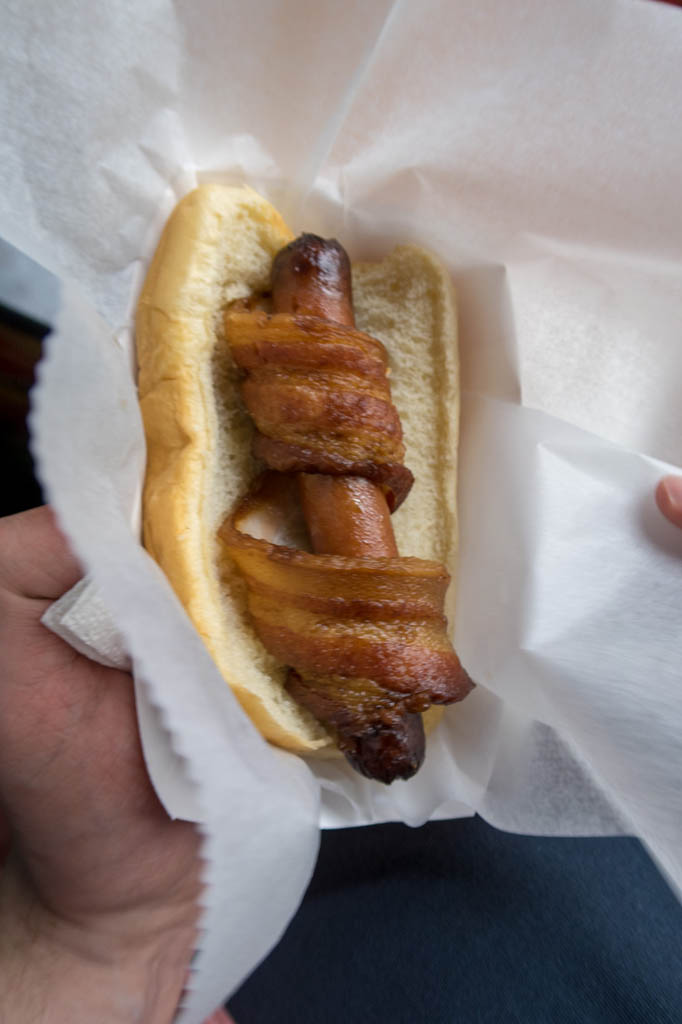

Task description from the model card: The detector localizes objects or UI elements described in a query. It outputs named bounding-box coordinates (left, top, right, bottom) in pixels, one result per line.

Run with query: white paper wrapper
left=4, top=0, right=682, bottom=1018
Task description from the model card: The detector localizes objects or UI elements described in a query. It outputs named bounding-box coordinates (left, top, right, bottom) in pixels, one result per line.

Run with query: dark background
left=0, top=301, right=46, bottom=517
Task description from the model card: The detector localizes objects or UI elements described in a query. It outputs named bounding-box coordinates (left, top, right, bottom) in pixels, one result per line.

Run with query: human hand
left=0, top=506, right=201, bottom=1022
left=655, top=475, right=682, bottom=530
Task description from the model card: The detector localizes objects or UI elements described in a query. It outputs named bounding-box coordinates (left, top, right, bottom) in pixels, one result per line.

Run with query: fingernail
left=661, top=476, right=682, bottom=512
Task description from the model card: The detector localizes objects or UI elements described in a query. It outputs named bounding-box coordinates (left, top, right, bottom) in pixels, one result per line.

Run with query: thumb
left=656, top=476, right=682, bottom=530
left=0, top=505, right=92, bottom=706
left=0, top=505, right=82, bottom=600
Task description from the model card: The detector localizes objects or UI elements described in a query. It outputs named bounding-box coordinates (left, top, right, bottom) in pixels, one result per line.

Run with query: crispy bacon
left=218, top=473, right=474, bottom=782
left=226, top=311, right=413, bottom=510
left=220, top=252, right=472, bottom=784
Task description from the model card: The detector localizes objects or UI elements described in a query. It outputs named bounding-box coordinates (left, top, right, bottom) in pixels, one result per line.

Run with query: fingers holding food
left=656, top=476, right=682, bottom=529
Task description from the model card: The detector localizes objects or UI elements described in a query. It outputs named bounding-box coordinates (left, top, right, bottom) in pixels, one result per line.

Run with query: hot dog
left=136, top=184, right=473, bottom=782
left=268, top=234, right=427, bottom=780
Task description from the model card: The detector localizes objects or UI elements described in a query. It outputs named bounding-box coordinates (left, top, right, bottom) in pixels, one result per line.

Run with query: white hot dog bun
left=136, top=184, right=460, bottom=754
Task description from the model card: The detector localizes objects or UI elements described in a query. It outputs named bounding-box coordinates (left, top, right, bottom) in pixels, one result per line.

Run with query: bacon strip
left=218, top=473, right=474, bottom=782
left=226, top=310, right=413, bottom=511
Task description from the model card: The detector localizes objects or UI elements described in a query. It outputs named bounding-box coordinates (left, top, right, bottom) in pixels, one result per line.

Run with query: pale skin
left=1, top=479, right=681, bottom=1022
left=0, top=507, right=232, bottom=1023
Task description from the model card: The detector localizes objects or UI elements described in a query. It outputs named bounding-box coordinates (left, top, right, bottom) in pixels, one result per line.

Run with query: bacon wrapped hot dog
left=222, top=235, right=471, bottom=781
left=137, top=184, right=472, bottom=782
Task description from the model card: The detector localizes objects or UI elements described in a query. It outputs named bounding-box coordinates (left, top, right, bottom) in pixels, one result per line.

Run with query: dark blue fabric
left=229, top=816, right=682, bottom=1023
